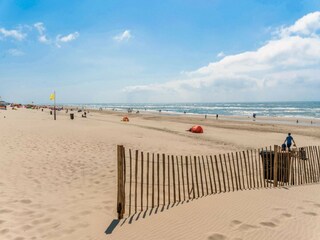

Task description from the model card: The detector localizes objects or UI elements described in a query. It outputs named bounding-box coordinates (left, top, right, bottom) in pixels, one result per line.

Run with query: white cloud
left=0, top=27, right=25, bottom=40
left=55, top=32, right=79, bottom=48
left=34, top=22, right=45, bottom=35
left=124, top=11, right=320, bottom=102
left=34, top=22, right=50, bottom=43
left=39, top=35, right=49, bottom=43
left=279, top=11, right=320, bottom=37
left=217, top=52, right=225, bottom=58
left=113, top=30, right=132, bottom=42
left=56, top=32, right=79, bottom=43
left=7, top=49, right=24, bottom=56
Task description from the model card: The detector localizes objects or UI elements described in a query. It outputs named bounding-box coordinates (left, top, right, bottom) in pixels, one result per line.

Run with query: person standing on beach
left=284, top=133, right=296, bottom=151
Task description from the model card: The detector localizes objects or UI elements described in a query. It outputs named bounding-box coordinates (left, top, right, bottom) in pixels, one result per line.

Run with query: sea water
left=66, top=102, right=320, bottom=119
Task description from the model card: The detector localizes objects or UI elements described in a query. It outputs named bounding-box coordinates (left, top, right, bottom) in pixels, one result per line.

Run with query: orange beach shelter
left=122, top=116, right=129, bottom=122
left=190, top=125, right=203, bottom=133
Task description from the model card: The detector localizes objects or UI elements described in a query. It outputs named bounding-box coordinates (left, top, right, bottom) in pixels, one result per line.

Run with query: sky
left=0, top=0, right=320, bottom=103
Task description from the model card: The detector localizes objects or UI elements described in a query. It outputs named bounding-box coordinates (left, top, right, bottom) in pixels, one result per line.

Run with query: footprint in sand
left=230, top=220, right=242, bottom=227
left=80, top=210, right=91, bottom=216
left=259, top=222, right=278, bottom=228
left=313, top=203, right=320, bottom=208
left=303, top=212, right=317, bottom=216
left=272, top=207, right=285, bottom=211
left=13, top=237, right=24, bottom=240
left=77, top=222, right=90, bottom=228
left=0, top=228, right=9, bottom=235
left=237, top=223, right=259, bottom=232
left=0, top=209, right=13, bottom=214
left=207, top=233, right=228, bottom=240
left=20, top=199, right=32, bottom=204
left=281, top=213, right=292, bottom=218
left=21, top=225, right=33, bottom=231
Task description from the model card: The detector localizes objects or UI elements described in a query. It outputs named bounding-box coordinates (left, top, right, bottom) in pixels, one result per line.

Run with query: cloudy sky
left=0, top=0, right=320, bottom=103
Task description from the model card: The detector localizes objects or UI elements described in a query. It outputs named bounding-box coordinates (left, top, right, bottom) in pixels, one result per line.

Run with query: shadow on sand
left=105, top=199, right=199, bottom=235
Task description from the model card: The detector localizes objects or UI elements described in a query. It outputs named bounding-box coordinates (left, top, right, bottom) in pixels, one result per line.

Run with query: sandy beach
left=1, top=108, right=320, bottom=240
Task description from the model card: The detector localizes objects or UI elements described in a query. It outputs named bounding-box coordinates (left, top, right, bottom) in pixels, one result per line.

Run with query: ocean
left=66, top=102, right=320, bottom=119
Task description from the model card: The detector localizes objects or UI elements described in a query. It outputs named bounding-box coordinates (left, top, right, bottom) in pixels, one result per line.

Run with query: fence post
left=117, top=145, right=125, bottom=219
left=274, top=145, right=278, bottom=187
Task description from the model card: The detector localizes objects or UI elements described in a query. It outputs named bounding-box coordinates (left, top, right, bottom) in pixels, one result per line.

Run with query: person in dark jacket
left=284, top=133, right=296, bottom=151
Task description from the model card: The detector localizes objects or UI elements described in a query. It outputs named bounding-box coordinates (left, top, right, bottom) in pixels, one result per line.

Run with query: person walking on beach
left=284, top=133, right=296, bottom=151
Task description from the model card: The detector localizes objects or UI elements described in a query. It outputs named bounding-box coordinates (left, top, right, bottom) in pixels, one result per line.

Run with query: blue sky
left=0, top=0, right=320, bottom=103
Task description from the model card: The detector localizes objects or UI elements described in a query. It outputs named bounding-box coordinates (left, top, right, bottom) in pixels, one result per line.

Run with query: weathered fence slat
left=206, top=156, right=213, bottom=194
left=176, top=156, right=181, bottom=202
left=181, top=156, right=186, bottom=201
left=185, top=156, right=190, bottom=199
left=198, top=156, right=204, bottom=196
left=231, top=153, right=238, bottom=191
left=246, top=150, right=252, bottom=189
left=190, top=156, right=195, bottom=199
left=162, top=153, right=166, bottom=206
left=227, top=153, right=234, bottom=191
left=239, top=152, right=245, bottom=189
left=141, top=152, right=144, bottom=211
left=194, top=156, right=200, bottom=197
left=209, top=156, right=216, bottom=193
left=202, top=156, right=209, bottom=195
left=129, top=149, right=132, bottom=215
left=117, top=145, right=125, bottom=219
left=157, top=154, right=160, bottom=206
left=223, top=154, right=230, bottom=192
left=135, top=150, right=138, bottom=213
left=152, top=153, right=155, bottom=208
left=214, top=156, right=221, bottom=192
left=168, top=155, right=171, bottom=205
left=235, top=152, right=242, bottom=190
left=273, top=145, right=278, bottom=187
left=172, top=155, right=176, bottom=203
left=219, top=154, right=226, bottom=192
left=146, top=153, right=150, bottom=209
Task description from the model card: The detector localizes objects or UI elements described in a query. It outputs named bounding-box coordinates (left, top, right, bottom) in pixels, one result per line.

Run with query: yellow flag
left=50, top=93, right=55, bottom=100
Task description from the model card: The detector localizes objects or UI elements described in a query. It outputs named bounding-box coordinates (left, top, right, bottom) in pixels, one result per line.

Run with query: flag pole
left=54, top=90, right=56, bottom=120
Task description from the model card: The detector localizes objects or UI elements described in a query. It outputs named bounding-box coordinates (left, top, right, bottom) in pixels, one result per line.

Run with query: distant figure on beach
left=216, top=114, right=218, bottom=120
left=296, top=120, right=299, bottom=124
left=184, top=111, right=186, bottom=114
left=159, top=109, right=161, bottom=113
left=205, top=114, right=207, bottom=119
left=253, top=113, right=256, bottom=120
left=284, top=133, right=296, bottom=151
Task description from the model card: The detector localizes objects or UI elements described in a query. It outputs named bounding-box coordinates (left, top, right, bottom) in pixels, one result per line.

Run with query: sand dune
left=0, top=108, right=319, bottom=240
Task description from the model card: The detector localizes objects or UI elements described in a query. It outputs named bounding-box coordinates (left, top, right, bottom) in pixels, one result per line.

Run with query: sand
left=0, top=108, right=320, bottom=240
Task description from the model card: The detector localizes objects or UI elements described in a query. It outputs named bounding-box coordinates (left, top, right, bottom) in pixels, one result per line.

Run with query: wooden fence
left=116, top=145, right=320, bottom=219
